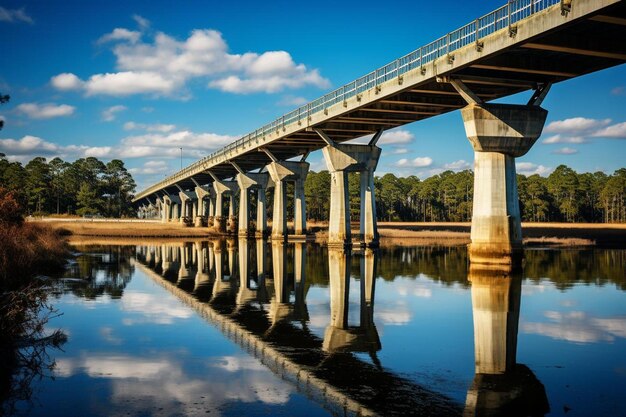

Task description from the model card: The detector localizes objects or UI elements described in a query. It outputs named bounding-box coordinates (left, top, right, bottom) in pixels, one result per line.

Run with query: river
left=7, top=240, right=626, bottom=416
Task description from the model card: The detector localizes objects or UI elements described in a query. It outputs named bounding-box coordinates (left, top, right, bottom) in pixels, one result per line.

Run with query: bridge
left=133, top=0, right=626, bottom=265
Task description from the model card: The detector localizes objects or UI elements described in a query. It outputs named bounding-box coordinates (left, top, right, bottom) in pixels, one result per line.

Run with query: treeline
left=1, top=153, right=624, bottom=223
left=0, top=154, right=136, bottom=217
left=305, top=165, right=626, bottom=223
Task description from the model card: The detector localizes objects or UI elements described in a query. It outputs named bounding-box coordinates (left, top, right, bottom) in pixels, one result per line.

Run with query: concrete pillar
left=212, top=179, right=238, bottom=234
left=235, top=172, right=269, bottom=237
left=461, top=103, right=547, bottom=265
left=322, top=144, right=381, bottom=248
left=267, top=161, right=309, bottom=241
left=294, top=178, right=307, bottom=236
left=178, top=190, right=195, bottom=225
left=256, top=187, right=267, bottom=237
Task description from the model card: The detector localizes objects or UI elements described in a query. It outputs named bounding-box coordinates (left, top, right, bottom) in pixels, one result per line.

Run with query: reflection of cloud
left=121, top=291, right=193, bottom=324
left=375, top=309, right=411, bottom=325
left=522, top=311, right=626, bottom=343
left=54, top=354, right=292, bottom=416
left=99, top=327, right=123, bottom=345
left=521, top=283, right=547, bottom=295
left=212, top=356, right=264, bottom=372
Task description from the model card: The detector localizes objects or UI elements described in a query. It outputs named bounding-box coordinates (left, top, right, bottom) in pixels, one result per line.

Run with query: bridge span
left=133, top=0, right=626, bottom=265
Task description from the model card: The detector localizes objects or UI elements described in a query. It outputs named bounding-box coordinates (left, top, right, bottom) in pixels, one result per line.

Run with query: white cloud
left=52, top=28, right=329, bottom=97
left=379, top=129, right=414, bottom=145
left=85, top=71, right=177, bottom=96
left=443, top=159, right=471, bottom=171
left=516, top=162, right=553, bottom=176
left=16, top=102, right=75, bottom=119
left=0, top=135, right=59, bottom=155
left=277, top=95, right=308, bottom=106
left=122, top=130, right=236, bottom=151
left=50, top=73, right=84, bottom=91
left=0, top=6, right=33, bottom=24
left=542, top=134, right=587, bottom=144
left=141, top=106, right=154, bottom=113
left=611, top=86, right=625, bottom=96
left=390, top=148, right=408, bottom=154
left=592, top=121, right=626, bottom=138
left=397, top=156, right=433, bottom=168
left=101, top=105, right=127, bottom=122
left=98, top=28, right=141, bottom=44
left=124, top=121, right=176, bottom=133
left=133, top=15, right=150, bottom=30
left=551, top=147, right=578, bottom=155
left=129, top=160, right=170, bottom=175
left=545, top=117, right=611, bottom=134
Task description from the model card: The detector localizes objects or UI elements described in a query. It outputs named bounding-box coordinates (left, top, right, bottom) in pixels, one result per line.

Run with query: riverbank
left=34, top=218, right=626, bottom=248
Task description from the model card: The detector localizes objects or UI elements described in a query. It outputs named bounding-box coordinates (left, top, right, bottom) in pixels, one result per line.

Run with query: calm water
left=9, top=241, right=626, bottom=417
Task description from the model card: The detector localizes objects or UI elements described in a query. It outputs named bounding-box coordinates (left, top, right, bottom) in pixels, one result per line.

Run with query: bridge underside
left=136, top=0, right=626, bottom=262
left=159, top=1, right=626, bottom=186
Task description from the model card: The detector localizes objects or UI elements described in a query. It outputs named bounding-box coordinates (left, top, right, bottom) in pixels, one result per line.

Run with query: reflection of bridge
left=135, top=240, right=552, bottom=416
left=134, top=0, right=625, bottom=265
left=135, top=241, right=462, bottom=417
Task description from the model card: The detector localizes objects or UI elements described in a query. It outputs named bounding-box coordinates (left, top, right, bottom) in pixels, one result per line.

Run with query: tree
left=76, top=183, right=102, bottom=216
left=24, top=157, right=51, bottom=214
left=102, top=160, right=136, bottom=217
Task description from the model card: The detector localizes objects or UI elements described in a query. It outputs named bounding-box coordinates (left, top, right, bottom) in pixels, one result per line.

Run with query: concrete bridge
left=133, top=0, right=626, bottom=264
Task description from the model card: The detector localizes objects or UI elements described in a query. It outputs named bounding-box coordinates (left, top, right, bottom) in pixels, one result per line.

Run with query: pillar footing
left=468, top=243, right=523, bottom=267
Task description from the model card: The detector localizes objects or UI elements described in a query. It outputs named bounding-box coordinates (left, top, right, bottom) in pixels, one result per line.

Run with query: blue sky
left=1, top=0, right=625, bottom=191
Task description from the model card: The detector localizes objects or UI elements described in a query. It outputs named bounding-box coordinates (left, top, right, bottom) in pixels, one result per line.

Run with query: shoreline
left=34, top=219, right=626, bottom=248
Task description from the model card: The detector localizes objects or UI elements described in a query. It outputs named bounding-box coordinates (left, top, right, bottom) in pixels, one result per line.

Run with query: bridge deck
left=134, top=0, right=626, bottom=201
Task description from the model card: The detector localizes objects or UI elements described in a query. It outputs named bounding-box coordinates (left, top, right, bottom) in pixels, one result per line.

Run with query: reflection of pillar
left=461, top=104, right=547, bottom=265
left=322, top=143, right=381, bottom=247
left=194, top=242, right=210, bottom=289
left=323, top=249, right=381, bottom=354
left=256, top=239, right=269, bottom=303
left=360, top=249, right=377, bottom=329
left=469, top=268, right=521, bottom=374
left=464, top=265, right=549, bottom=417
left=271, top=242, right=289, bottom=303
left=327, top=249, right=350, bottom=329
left=227, top=239, right=237, bottom=280
left=236, top=238, right=255, bottom=306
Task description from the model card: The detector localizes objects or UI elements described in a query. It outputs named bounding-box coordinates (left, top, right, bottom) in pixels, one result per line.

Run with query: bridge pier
left=462, top=103, right=547, bottom=266
left=193, top=181, right=211, bottom=227
left=234, top=166, right=269, bottom=238
left=321, top=141, right=381, bottom=248
left=266, top=160, right=310, bottom=241
left=211, top=178, right=238, bottom=234
left=177, top=188, right=196, bottom=225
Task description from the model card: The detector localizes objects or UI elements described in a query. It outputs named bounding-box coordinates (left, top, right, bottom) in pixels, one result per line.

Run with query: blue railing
left=143, top=0, right=560, bottom=195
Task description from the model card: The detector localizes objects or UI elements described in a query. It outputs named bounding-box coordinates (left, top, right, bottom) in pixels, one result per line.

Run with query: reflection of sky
left=22, top=265, right=330, bottom=417
left=23, top=245, right=626, bottom=417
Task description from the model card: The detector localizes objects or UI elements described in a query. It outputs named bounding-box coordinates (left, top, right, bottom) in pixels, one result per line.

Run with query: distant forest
left=1, top=153, right=625, bottom=223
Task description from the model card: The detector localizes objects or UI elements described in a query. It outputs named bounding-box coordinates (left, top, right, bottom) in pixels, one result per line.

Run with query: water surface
left=10, top=241, right=626, bottom=416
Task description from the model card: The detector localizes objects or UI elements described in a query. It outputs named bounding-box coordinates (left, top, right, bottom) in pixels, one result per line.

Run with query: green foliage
left=303, top=166, right=625, bottom=223
left=0, top=155, right=136, bottom=218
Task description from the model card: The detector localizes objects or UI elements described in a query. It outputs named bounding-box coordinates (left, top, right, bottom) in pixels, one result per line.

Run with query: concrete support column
left=322, top=144, right=381, bottom=248
left=256, top=188, right=267, bottom=237
left=294, top=178, right=307, bottom=236
left=228, top=194, right=237, bottom=233
left=267, top=161, right=309, bottom=241
left=235, top=171, right=268, bottom=237
left=360, top=169, right=379, bottom=247
left=461, top=103, right=547, bottom=265
left=212, top=179, right=237, bottom=234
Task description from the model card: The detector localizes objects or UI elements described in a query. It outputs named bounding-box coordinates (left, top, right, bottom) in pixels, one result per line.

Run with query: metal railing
left=138, top=0, right=560, bottom=198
